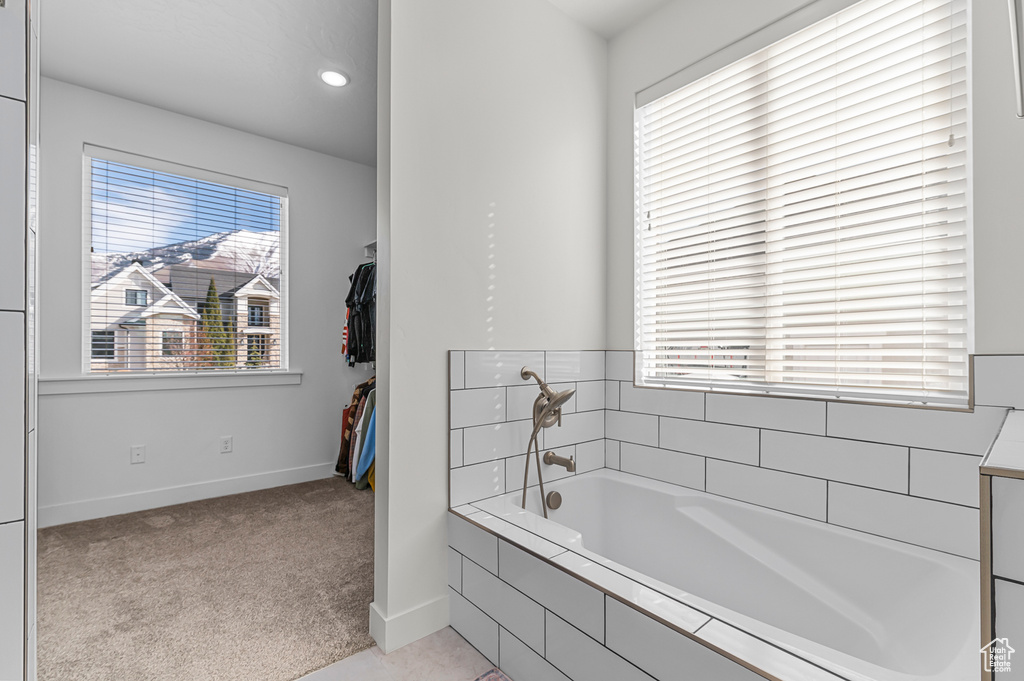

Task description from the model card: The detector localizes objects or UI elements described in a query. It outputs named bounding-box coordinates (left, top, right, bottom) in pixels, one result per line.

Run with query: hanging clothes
left=344, top=262, right=376, bottom=366
left=348, top=387, right=375, bottom=478
left=355, top=408, right=375, bottom=490
left=336, top=376, right=375, bottom=477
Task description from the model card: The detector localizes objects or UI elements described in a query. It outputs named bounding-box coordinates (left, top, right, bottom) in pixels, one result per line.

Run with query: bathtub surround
left=451, top=350, right=1011, bottom=561
left=450, top=350, right=1024, bottom=680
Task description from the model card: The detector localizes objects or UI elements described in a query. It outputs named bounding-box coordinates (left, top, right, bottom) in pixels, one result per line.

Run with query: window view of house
left=88, top=157, right=285, bottom=373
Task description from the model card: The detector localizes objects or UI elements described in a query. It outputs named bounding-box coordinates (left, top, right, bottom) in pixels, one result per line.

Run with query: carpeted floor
left=37, top=477, right=375, bottom=681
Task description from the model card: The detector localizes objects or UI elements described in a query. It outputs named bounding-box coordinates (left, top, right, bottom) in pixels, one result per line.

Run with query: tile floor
left=298, top=627, right=497, bottom=681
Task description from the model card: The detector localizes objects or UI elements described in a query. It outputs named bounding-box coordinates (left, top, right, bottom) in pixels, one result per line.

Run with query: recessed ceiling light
left=320, top=70, right=349, bottom=87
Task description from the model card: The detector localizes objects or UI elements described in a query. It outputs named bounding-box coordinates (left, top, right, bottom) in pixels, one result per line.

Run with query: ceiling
left=40, top=0, right=379, bottom=166
left=40, top=0, right=671, bottom=168
left=546, top=0, right=674, bottom=38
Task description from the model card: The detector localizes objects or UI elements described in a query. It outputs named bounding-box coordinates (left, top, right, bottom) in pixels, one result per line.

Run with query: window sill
left=39, top=371, right=302, bottom=395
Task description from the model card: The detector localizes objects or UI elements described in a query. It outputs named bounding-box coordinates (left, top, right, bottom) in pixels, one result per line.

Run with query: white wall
left=606, top=0, right=1024, bottom=354
left=373, top=0, right=608, bottom=652
left=37, top=78, right=376, bottom=526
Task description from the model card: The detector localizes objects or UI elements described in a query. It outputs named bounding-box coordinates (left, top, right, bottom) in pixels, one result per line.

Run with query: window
left=86, top=147, right=287, bottom=374
left=125, top=289, right=147, bottom=306
left=248, top=302, right=268, bottom=327
left=635, top=0, right=968, bottom=405
left=161, top=331, right=183, bottom=356
left=91, top=330, right=115, bottom=359
left=247, top=334, right=268, bottom=367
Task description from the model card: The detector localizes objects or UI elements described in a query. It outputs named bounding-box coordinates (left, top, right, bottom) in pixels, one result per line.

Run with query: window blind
left=635, top=0, right=969, bottom=404
left=86, top=152, right=286, bottom=374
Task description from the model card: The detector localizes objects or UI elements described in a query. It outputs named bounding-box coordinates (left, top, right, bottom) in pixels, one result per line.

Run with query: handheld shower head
left=522, top=367, right=575, bottom=429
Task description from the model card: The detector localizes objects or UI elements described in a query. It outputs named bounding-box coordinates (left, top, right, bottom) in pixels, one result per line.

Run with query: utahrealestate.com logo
left=982, top=638, right=1016, bottom=673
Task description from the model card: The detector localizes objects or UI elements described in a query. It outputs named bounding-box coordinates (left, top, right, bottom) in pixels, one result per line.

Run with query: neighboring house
left=91, top=260, right=281, bottom=372
left=90, top=262, right=200, bottom=372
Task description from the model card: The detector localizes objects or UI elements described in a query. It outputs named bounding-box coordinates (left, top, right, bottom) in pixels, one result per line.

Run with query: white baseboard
left=38, top=462, right=336, bottom=528
left=369, top=594, right=450, bottom=654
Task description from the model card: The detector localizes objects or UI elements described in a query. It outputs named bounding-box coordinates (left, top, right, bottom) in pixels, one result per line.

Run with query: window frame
left=81, top=145, right=290, bottom=378
left=90, top=330, right=115, bottom=360
left=632, top=0, right=973, bottom=408
left=125, top=289, right=147, bottom=307
left=161, top=330, right=184, bottom=357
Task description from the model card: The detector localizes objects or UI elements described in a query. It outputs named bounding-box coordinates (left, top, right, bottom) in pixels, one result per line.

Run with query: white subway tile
left=553, top=552, right=710, bottom=633
left=449, top=587, right=498, bottom=665
left=620, top=383, right=703, bottom=420
left=0, top=522, right=23, bottom=680
left=575, top=380, right=606, bottom=412
left=451, top=387, right=506, bottom=429
left=575, top=440, right=605, bottom=473
left=451, top=504, right=479, bottom=516
left=508, top=382, right=576, bottom=421
left=450, top=460, right=506, bottom=507
left=463, top=420, right=534, bottom=466
left=606, top=599, right=761, bottom=681
left=505, top=447, right=576, bottom=493
left=546, top=611, right=649, bottom=681
left=910, top=449, right=980, bottom=507
left=620, top=443, right=704, bottom=490
left=993, top=476, right=1024, bottom=582
left=0, top=313, right=24, bottom=524
left=450, top=351, right=465, bottom=390
left=605, top=440, right=621, bottom=470
left=659, top=417, right=759, bottom=465
left=448, top=547, right=462, bottom=591
left=547, top=351, right=605, bottom=382
left=995, top=579, right=1024, bottom=666
left=499, top=627, right=571, bottom=681
left=706, top=460, right=827, bottom=520
left=450, top=429, right=464, bottom=469
left=761, top=431, right=909, bottom=493
left=474, top=515, right=566, bottom=559
left=826, top=402, right=1006, bottom=456
left=463, top=559, right=545, bottom=654
left=448, top=511, right=498, bottom=574
left=543, top=410, right=604, bottom=449
left=698, top=620, right=844, bottom=681
left=829, top=483, right=978, bottom=559
left=707, top=393, right=825, bottom=435
left=465, top=351, right=545, bottom=388
left=606, top=351, right=634, bottom=381
left=605, top=380, right=620, bottom=410
left=605, top=410, right=658, bottom=447
left=500, top=539, right=605, bottom=642
left=974, top=355, right=1024, bottom=408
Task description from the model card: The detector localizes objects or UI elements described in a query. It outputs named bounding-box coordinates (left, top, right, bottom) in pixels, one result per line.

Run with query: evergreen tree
left=200, top=278, right=233, bottom=367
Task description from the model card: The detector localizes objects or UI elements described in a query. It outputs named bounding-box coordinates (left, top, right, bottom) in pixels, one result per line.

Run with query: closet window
left=635, top=0, right=969, bottom=405
left=85, top=147, right=288, bottom=374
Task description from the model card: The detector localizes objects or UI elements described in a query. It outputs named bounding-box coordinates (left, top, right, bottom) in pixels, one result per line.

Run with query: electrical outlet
left=220, top=436, right=233, bottom=453
left=130, top=445, right=146, bottom=464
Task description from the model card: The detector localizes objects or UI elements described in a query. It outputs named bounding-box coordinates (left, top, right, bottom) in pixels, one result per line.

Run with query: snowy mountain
left=92, top=229, right=280, bottom=284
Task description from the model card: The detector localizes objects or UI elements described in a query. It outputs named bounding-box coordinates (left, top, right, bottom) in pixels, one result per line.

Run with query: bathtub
left=472, top=469, right=979, bottom=681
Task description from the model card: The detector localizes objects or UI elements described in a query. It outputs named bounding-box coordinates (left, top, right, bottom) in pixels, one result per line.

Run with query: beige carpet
left=38, top=478, right=375, bottom=681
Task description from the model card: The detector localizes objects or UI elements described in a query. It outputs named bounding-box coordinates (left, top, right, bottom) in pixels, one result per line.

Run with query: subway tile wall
left=452, top=350, right=1023, bottom=561
left=449, top=351, right=607, bottom=508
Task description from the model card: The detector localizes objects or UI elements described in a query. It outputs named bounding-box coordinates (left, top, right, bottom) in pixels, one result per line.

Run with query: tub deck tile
left=552, top=551, right=710, bottom=634
left=697, top=620, right=848, bottom=681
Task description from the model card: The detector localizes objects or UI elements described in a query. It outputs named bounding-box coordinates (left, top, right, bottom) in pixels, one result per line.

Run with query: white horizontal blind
left=86, top=153, right=286, bottom=373
left=635, top=0, right=969, bottom=404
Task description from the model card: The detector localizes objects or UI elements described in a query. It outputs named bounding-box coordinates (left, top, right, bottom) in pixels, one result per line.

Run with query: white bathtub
left=473, top=469, right=979, bottom=681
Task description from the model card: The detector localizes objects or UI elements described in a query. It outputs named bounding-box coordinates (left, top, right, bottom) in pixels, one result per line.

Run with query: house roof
left=91, top=262, right=199, bottom=321
left=155, top=265, right=280, bottom=304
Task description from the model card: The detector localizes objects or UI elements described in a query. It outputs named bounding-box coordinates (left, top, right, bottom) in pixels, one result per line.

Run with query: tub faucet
left=519, top=367, right=576, bottom=518
left=543, top=451, right=576, bottom=472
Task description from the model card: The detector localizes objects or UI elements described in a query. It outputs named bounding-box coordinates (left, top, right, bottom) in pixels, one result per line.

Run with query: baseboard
left=369, top=594, right=450, bottom=654
left=38, top=462, right=336, bottom=528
